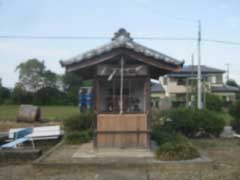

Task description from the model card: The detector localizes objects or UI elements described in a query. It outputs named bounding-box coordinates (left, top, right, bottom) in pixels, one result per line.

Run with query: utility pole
left=197, top=20, right=203, bottom=109
left=226, top=63, right=230, bottom=81
left=191, top=54, right=194, bottom=107
left=191, top=54, right=194, bottom=93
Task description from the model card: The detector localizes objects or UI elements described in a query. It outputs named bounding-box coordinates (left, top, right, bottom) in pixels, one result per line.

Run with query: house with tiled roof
left=153, top=65, right=239, bottom=107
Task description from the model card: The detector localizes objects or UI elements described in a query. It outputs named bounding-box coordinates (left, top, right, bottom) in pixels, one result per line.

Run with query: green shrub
left=168, top=108, right=198, bottom=137
left=151, top=127, right=175, bottom=145
left=63, top=111, right=95, bottom=132
left=152, top=130, right=200, bottom=161
left=64, top=130, right=91, bottom=144
left=156, top=142, right=200, bottom=161
left=152, top=129, right=189, bottom=146
left=229, top=101, right=240, bottom=133
left=199, top=109, right=225, bottom=136
left=205, top=93, right=224, bottom=111
left=151, top=109, right=170, bottom=127
left=161, top=107, right=225, bottom=137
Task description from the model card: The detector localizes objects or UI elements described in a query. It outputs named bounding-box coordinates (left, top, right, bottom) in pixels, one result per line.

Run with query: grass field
left=0, top=105, right=80, bottom=122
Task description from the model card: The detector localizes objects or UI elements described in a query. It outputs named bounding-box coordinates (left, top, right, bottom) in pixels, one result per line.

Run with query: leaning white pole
left=197, top=20, right=202, bottom=109
left=120, top=57, right=124, bottom=114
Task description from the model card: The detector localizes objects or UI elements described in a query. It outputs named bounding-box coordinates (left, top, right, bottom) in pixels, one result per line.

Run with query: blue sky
left=0, top=0, right=240, bottom=87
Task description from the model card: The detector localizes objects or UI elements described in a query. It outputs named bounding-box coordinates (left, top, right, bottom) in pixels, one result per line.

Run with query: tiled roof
left=151, top=82, right=165, bottom=93
left=169, top=65, right=225, bottom=77
left=211, top=84, right=239, bottom=93
left=178, top=65, right=225, bottom=73
left=180, top=65, right=225, bottom=73
left=60, top=28, right=182, bottom=67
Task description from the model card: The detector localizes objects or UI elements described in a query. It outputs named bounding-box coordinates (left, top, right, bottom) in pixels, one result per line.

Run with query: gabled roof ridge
left=60, top=28, right=183, bottom=67
left=180, top=65, right=225, bottom=73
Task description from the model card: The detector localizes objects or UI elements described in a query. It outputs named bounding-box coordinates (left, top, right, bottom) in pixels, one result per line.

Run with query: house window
left=177, top=79, right=186, bottom=85
left=211, top=76, right=217, bottom=84
left=216, top=74, right=222, bottom=84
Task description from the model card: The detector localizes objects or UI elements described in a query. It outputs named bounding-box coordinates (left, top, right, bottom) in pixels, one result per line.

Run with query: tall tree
left=42, top=70, right=57, bottom=88
left=16, top=59, right=58, bottom=91
left=16, top=59, right=46, bottom=91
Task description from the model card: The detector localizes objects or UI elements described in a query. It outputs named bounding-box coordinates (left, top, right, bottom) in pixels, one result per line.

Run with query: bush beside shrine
left=152, top=107, right=225, bottom=138
left=152, top=129, right=199, bottom=160
left=64, top=130, right=91, bottom=144
left=63, top=111, right=95, bottom=144
left=151, top=107, right=226, bottom=160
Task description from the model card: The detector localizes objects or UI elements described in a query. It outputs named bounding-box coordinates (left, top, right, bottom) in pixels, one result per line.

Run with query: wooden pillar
left=93, top=77, right=99, bottom=148
left=144, top=75, right=151, bottom=149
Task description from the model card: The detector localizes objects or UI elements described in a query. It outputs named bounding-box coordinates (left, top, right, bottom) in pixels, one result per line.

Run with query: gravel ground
left=0, top=139, right=240, bottom=180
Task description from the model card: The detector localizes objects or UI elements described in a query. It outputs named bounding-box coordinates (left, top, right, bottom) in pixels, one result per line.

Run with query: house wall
left=165, top=77, right=187, bottom=94
left=162, top=73, right=224, bottom=96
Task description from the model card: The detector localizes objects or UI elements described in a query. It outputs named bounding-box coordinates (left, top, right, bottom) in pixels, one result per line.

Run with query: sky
left=0, top=0, right=240, bottom=87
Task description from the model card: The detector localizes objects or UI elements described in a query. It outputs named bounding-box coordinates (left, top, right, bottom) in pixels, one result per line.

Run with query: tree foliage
left=226, top=79, right=238, bottom=88
left=11, top=83, right=33, bottom=104
left=16, top=59, right=58, bottom=91
left=62, top=73, right=82, bottom=105
left=16, top=59, right=46, bottom=91
left=0, top=85, right=11, bottom=104
left=33, top=87, right=67, bottom=105
left=1, top=59, right=85, bottom=105
left=205, top=93, right=224, bottom=111
left=42, top=70, right=58, bottom=88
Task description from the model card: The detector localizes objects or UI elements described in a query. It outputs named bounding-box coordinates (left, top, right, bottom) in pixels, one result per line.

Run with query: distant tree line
left=0, top=58, right=92, bottom=106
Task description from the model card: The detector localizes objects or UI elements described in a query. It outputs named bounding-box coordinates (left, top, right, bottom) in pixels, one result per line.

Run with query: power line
left=0, top=35, right=240, bottom=46
left=203, top=39, right=240, bottom=46
left=136, top=37, right=196, bottom=41
left=0, top=35, right=110, bottom=40
left=0, top=35, right=197, bottom=41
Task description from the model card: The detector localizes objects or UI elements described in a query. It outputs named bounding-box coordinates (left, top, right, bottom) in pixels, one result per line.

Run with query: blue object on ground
left=1, top=128, right=33, bottom=149
left=1, top=137, right=29, bottom=148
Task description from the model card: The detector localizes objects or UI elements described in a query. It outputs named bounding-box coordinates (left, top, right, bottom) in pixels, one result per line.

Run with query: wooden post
left=120, top=57, right=124, bottom=114
left=93, top=76, right=99, bottom=148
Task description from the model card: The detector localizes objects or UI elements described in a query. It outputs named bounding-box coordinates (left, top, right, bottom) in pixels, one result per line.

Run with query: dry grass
left=0, top=139, right=240, bottom=179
